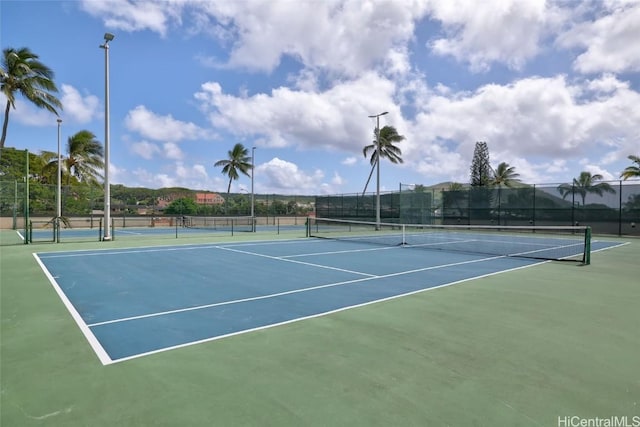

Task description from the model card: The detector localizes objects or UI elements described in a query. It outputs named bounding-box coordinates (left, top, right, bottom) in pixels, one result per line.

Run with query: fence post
left=24, top=150, right=29, bottom=245
left=12, top=180, right=18, bottom=230
left=533, top=184, right=536, bottom=226
left=618, top=180, right=622, bottom=236
left=571, top=184, right=575, bottom=225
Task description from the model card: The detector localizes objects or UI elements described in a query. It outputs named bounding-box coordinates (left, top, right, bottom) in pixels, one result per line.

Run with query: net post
left=98, top=217, right=103, bottom=241
left=305, top=217, right=310, bottom=237
left=402, top=224, right=406, bottom=246
left=584, top=226, right=591, bottom=265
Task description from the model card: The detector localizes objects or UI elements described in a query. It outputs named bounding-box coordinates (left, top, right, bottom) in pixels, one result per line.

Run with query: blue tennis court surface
left=34, top=237, right=625, bottom=364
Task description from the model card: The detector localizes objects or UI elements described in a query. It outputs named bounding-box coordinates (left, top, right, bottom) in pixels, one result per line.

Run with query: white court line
left=34, top=238, right=321, bottom=258
left=282, top=245, right=399, bottom=258
left=87, top=254, right=505, bottom=328
left=37, top=244, right=223, bottom=258
left=32, top=253, right=112, bottom=365
left=114, top=230, right=144, bottom=235
left=217, top=245, right=377, bottom=277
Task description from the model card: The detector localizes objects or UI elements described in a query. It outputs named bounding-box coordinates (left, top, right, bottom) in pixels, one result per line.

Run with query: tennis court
left=34, top=225, right=624, bottom=364
left=19, top=217, right=305, bottom=244
left=2, top=225, right=638, bottom=426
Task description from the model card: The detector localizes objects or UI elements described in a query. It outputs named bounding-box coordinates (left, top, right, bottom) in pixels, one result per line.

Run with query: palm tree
left=63, top=130, right=104, bottom=186
left=1, top=47, right=62, bottom=149
left=620, top=155, right=640, bottom=180
left=489, top=162, right=520, bottom=224
left=362, top=125, right=405, bottom=195
left=36, top=150, right=59, bottom=184
left=214, top=143, right=253, bottom=205
left=490, top=162, right=521, bottom=187
left=557, top=171, right=615, bottom=206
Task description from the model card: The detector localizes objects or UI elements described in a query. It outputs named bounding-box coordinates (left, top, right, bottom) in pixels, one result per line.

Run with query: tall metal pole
left=56, top=118, right=62, bottom=242
left=251, top=146, right=256, bottom=232
left=24, top=149, right=29, bottom=244
left=100, top=33, right=114, bottom=241
left=368, top=111, right=388, bottom=229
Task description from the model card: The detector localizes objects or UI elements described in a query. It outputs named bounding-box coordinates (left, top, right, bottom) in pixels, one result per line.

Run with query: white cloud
left=60, top=84, right=100, bottom=123
left=342, top=157, right=358, bottom=166
left=582, top=164, right=615, bottom=181
left=163, top=142, right=184, bottom=160
left=124, top=105, right=207, bottom=142
left=194, top=72, right=397, bottom=153
left=68, top=0, right=640, bottom=192
left=256, top=157, right=328, bottom=194
left=196, top=0, right=429, bottom=76
left=406, top=74, right=640, bottom=183
left=556, top=1, right=640, bottom=74
left=131, top=140, right=161, bottom=160
left=427, top=0, right=567, bottom=72
left=124, top=162, right=217, bottom=190
left=79, top=0, right=183, bottom=37
left=0, top=94, right=57, bottom=128
left=130, top=141, right=184, bottom=161
left=413, top=146, right=467, bottom=184
left=586, top=73, right=630, bottom=95
left=192, top=164, right=208, bottom=179
left=81, top=0, right=429, bottom=77
left=0, top=84, right=98, bottom=130
left=331, top=172, right=345, bottom=186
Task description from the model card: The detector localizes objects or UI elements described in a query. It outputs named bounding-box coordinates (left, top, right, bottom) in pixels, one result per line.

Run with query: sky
left=1, top=0, right=639, bottom=195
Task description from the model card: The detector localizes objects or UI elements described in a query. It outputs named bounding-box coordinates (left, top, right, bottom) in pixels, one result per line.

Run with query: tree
left=1, top=47, right=62, bottom=150
left=164, top=197, right=198, bottom=215
left=489, top=162, right=520, bottom=224
left=470, top=141, right=491, bottom=187
left=620, top=155, right=640, bottom=180
left=214, top=143, right=253, bottom=197
left=362, top=125, right=405, bottom=194
left=557, top=171, right=616, bottom=206
left=62, top=130, right=104, bottom=186
left=491, top=162, right=521, bottom=188
left=35, top=150, right=58, bottom=184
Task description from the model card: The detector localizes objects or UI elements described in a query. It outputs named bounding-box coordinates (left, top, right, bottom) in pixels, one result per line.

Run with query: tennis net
left=182, top=216, right=254, bottom=232
left=307, top=217, right=591, bottom=264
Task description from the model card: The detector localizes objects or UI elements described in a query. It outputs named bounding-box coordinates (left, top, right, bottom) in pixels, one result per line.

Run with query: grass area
left=1, top=231, right=639, bottom=426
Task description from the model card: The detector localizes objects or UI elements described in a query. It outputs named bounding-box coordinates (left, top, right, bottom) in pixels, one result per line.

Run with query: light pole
left=368, top=111, right=388, bottom=229
left=56, top=118, right=62, bottom=242
left=251, top=146, right=256, bottom=232
left=100, top=32, right=114, bottom=241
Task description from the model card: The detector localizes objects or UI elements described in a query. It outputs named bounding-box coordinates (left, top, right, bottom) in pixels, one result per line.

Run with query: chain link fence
left=316, top=181, right=640, bottom=236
